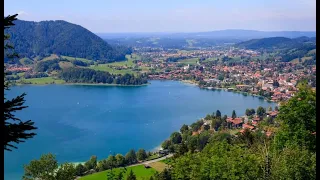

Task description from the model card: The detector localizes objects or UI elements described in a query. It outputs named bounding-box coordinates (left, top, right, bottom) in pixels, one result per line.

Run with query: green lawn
left=19, top=77, right=65, bottom=85
left=80, top=165, right=156, bottom=180
left=178, top=58, right=199, bottom=65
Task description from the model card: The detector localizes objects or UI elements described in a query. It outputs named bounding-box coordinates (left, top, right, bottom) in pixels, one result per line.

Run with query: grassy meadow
left=79, top=165, right=156, bottom=180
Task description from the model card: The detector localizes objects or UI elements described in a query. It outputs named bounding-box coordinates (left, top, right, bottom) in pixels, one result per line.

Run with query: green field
left=19, top=57, right=33, bottom=65
left=88, top=54, right=143, bottom=75
left=88, top=64, right=137, bottom=75
left=291, top=56, right=313, bottom=63
left=160, top=158, right=173, bottom=165
left=59, top=61, right=74, bottom=69
left=203, top=57, right=218, bottom=62
left=307, top=49, right=316, bottom=56
left=80, top=165, right=156, bottom=180
left=42, top=54, right=59, bottom=61
left=61, top=55, right=93, bottom=63
left=19, top=77, right=65, bottom=85
left=178, top=58, right=199, bottom=65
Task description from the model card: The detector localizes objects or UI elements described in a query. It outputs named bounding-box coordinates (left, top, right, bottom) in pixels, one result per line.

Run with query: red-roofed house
left=243, top=123, right=255, bottom=131
left=227, top=117, right=243, bottom=128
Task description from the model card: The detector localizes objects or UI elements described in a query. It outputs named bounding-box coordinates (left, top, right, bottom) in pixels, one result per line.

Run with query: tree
left=274, top=106, right=279, bottom=111
left=274, top=81, right=316, bottom=152
left=115, top=154, right=126, bottom=167
left=245, top=108, right=251, bottom=116
left=4, top=14, right=37, bottom=151
left=106, top=155, right=117, bottom=169
left=257, top=106, right=266, bottom=117
left=136, top=149, right=147, bottom=161
left=106, top=169, right=116, bottom=180
left=180, top=124, right=189, bottom=134
left=56, top=163, right=76, bottom=180
left=170, top=132, right=182, bottom=144
left=161, top=140, right=172, bottom=150
left=23, top=153, right=58, bottom=180
left=126, top=170, right=136, bottom=180
left=250, top=108, right=256, bottom=115
left=231, top=110, right=237, bottom=119
left=85, top=155, right=97, bottom=170
left=216, top=110, right=221, bottom=118
left=75, top=163, right=86, bottom=176
left=125, top=149, right=137, bottom=164
left=116, top=170, right=125, bottom=180
left=268, top=106, right=272, bottom=112
left=187, top=135, right=198, bottom=153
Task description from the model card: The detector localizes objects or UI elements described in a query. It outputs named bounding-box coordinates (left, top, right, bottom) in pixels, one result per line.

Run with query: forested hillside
left=5, top=20, right=132, bottom=61
left=236, top=37, right=316, bottom=62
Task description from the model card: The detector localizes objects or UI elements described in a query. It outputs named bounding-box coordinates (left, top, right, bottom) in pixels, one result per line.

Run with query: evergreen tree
left=232, top=110, right=237, bottom=119
left=126, top=170, right=136, bottom=180
left=4, top=14, right=37, bottom=151
left=216, top=110, right=221, bottom=118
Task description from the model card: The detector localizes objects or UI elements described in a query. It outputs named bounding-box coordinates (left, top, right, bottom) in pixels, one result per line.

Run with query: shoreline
left=14, top=79, right=275, bottom=102
left=13, top=82, right=150, bottom=87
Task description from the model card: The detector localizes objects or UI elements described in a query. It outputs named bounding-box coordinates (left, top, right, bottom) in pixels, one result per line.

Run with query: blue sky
left=4, top=0, right=316, bottom=33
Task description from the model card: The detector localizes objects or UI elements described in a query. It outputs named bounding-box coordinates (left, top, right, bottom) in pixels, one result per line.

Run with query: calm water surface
left=4, top=80, right=275, bottom=179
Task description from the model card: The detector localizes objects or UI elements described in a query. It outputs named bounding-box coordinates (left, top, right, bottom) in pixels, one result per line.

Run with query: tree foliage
left=5, top=19, right=132, bottom=61
left=59, top=67, right=147, bottom=85
left=125, top=149, right=137, bottom=164
left=23, top=153, right=58, bottom=180
left=4, top=14, right=37, bottom=151
left=126, top=170, right=136, bottom=180
left=274, top=81, right=316, bottom=152
left=136, top=149, right=147, bottom=161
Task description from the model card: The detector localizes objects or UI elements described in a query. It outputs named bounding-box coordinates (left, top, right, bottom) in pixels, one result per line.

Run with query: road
left=128, top=154, right=173, bottom=167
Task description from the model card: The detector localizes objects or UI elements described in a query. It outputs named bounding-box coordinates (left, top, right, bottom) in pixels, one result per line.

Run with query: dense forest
left=235, top=37, right=316, bottom=62
left=5, top=20, right=132, bottom=62
left=59, top=67, right=148, bottom=85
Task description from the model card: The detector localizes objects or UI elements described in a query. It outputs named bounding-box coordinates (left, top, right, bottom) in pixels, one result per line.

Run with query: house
left=227, top=117, right=243, bottom=128
left=266, top=111, right=278, bottom=118
left=242, top=123, right=255, bottom=131
left=252, top=116, right=262, bottom=126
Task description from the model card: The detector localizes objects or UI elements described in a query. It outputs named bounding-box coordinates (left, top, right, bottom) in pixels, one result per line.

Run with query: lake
left=4, top=80, right=275, bottom=179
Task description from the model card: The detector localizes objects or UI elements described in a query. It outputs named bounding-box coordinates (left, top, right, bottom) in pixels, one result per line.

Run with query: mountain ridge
left=5, top=19, right=131, bottom=62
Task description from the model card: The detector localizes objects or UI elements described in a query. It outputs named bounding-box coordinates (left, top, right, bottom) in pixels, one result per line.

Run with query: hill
left=5, top=20, right=131, bottom=62
left=235, top=36, right=316, bottom=62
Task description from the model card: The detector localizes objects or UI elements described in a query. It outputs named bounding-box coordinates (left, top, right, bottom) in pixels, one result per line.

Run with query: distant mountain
left=235, top=36, right=316, bottom=62
left=5, top=20, right=131, bottom=61
left=96, top=29, right=316, bottom=40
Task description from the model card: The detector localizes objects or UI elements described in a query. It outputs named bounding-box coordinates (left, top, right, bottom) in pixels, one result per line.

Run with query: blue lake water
left=4, top=80, right=275, bottom=179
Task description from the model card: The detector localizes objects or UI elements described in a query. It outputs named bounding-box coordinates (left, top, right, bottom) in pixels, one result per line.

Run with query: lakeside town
left=5, top=46, right=316, bottom=103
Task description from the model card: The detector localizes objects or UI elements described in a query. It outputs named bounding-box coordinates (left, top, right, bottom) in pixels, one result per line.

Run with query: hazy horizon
left=5, top=0, right=316, bottom=33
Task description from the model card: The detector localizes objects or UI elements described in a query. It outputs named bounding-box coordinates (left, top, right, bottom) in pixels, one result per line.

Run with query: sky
left=4, top=0, right=316, bottom=33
